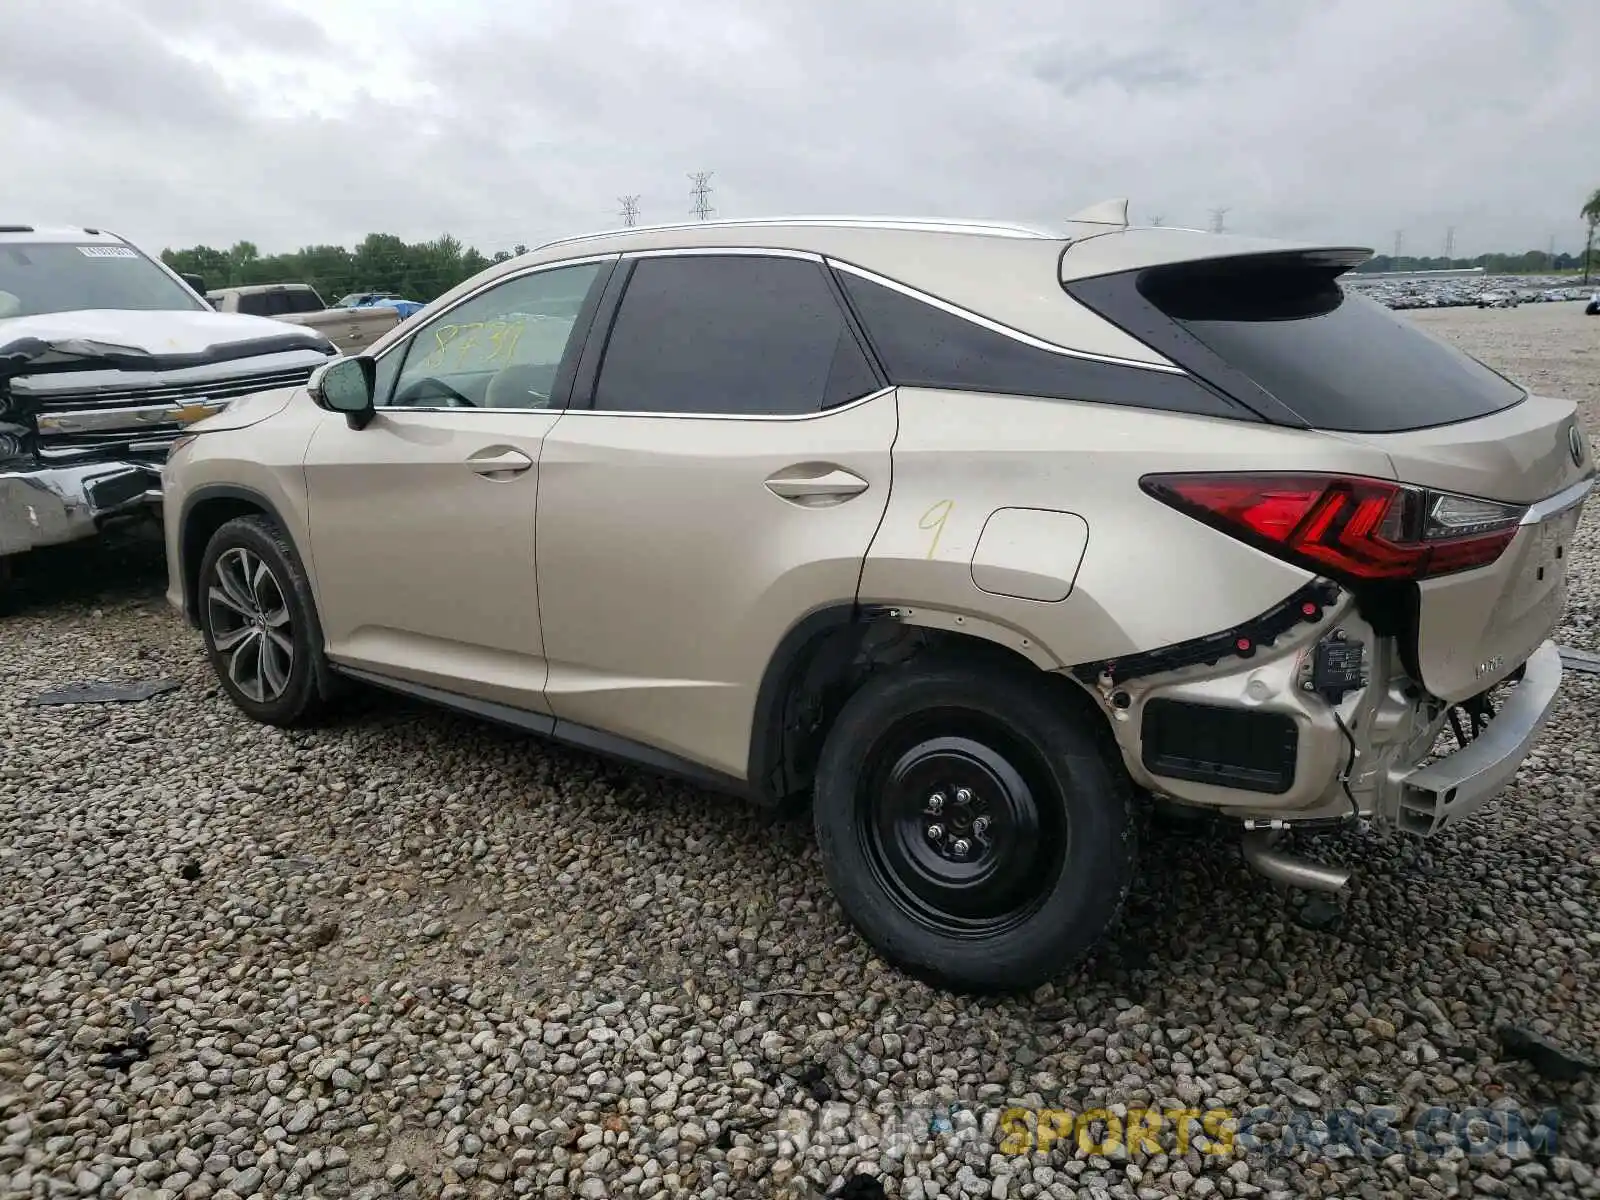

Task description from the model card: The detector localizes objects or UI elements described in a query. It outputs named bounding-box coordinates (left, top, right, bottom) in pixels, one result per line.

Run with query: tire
left=812, top=657, right=1137, bottom=994
left=196, top=514, right=329, bottom=727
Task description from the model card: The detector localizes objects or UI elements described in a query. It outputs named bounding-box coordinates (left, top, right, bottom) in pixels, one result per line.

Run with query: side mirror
left=180, top=273, right=206, bottom=295
left=308, top=356, right=377, bottom=430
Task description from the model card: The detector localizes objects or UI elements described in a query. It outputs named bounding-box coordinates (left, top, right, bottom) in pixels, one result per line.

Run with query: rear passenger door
left=535, top=250, right=896, bottom=779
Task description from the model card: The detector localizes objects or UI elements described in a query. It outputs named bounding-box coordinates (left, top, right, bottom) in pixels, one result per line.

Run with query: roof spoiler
left=1065, top=198, right=1130, bottom=229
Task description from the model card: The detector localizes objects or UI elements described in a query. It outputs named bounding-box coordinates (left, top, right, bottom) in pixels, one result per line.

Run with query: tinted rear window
left=1119, top=260, right=1525, bottom=433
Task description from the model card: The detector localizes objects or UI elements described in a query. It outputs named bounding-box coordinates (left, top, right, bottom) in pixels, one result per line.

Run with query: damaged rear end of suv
left=0, top=225, right=336, bottom=590
left=1062, top=233, right=1593, bottom=889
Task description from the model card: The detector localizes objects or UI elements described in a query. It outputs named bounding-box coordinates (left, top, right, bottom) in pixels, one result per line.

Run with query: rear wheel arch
left=811, top=650, right=1139, bottom=992
left=748, top=604, right=1101, bottom=811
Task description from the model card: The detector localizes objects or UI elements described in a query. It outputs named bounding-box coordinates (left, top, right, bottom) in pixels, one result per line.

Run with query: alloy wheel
left=206, top=546, right=296, bottom=704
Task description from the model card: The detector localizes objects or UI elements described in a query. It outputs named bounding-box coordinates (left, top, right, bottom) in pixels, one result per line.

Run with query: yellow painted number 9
left=920, top=499, right=954, bottom=559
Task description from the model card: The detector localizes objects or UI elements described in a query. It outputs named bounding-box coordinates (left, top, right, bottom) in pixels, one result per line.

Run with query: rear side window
left=833, top=269, right=1245, bottom=420
left=1068, top=257, right=1527, bottom=433
left=592, top=255, right=880, bottom=416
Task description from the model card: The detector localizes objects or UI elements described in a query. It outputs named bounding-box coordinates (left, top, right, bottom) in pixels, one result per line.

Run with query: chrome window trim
left=384, top=247, right=881, bottom=420
left=568, top=385, right=896, bottom=424
left=370, top=241, right=1186, bottom=423
left=827, top=259, right=1185, bottom=374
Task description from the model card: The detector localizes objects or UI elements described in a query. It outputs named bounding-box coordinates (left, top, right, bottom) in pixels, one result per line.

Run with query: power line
left=1208, top=208, right=1228, bottom=234
left=689, top=171, right=715, bottom=222
left=619, top=195, right=640, bottom=228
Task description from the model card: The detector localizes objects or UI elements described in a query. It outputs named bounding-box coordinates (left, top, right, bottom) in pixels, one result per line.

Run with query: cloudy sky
left=4, top=0, right=1596, bottom=259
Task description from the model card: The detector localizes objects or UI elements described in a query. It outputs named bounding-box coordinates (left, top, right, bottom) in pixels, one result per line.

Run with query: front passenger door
left=302, top=257, right=612, bottom=713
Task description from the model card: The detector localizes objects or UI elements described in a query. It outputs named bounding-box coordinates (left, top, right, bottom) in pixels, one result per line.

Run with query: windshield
left=0, top=242, right=207, bottom=318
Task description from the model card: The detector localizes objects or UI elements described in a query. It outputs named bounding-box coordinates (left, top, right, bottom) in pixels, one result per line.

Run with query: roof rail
left=0, top=225, right=36, bottom=234
left=527, top=214, right=1058, bottom=255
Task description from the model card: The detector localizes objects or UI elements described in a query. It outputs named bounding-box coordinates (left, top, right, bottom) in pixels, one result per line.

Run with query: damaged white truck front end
left=0, top=227, right=336, bottom=571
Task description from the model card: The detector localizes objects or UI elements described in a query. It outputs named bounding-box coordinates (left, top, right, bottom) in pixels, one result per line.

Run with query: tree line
left=160, top=234, right=530, bottom=304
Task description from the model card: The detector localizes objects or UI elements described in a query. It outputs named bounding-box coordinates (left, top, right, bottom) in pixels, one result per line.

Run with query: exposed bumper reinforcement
left=0, top=462, right=162, bottom=556
left=1395, top=639, right=1564, bottom=836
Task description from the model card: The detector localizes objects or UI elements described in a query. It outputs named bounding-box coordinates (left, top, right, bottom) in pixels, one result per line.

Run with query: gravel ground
left=3, top=304, right=1599, bottom=1200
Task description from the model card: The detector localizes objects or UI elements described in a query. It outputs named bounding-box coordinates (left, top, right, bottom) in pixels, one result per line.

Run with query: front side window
left=591, top=254, right=879, bottom=417
left=383, top=261, right=604, bottom=409
left=0, top=242, right=209, bottom=317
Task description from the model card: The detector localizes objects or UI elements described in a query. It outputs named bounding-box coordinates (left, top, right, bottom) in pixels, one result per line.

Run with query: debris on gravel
left=1, top=306, right=1597, bottom=1197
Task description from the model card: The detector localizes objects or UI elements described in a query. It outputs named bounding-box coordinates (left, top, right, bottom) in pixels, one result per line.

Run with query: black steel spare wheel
left=863, top=719, right=1067, bottom=936
left=813, top=657, right=1136, bottom=994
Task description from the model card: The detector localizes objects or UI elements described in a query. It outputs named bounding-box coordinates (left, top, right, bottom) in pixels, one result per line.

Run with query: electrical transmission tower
left=1393, top=230, right=1404, bottom=259
left=1150, top=214, right=1165, bottom=227
left=1208, top=208, right=1228, bottom=234
left=619, top=195, right=641, bottom=227
left=689, top=172, right=715, bottom=222
left=1445, top=226, right=1456, bottom=258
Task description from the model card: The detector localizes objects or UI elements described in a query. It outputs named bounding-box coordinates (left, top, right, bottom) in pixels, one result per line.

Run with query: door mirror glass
left=310, top=356, right=377, bottom=428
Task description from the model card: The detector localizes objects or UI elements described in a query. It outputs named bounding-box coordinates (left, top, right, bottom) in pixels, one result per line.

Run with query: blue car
left=335, top=292, right=425, bottom=320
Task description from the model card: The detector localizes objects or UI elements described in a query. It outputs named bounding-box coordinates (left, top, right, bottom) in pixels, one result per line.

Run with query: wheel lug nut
left=952, top=838, right=971, bottom=857
left=926, top=792, right=945, bottom=815
left=926, top=824, right=945, bottom=842
left=955, top=787, right=973, bottom=806
left=973, top=817, right=990, bottom=837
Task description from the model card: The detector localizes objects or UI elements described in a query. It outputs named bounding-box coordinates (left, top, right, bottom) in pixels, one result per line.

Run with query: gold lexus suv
left=162, top=213, right=1593, bottom=992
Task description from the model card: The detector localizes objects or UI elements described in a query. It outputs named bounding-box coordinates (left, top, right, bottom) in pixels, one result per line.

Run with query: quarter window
left=591, top=255, right=879, bottom=417
left=836, top=269, right=1244, bottom=419
left=384, top=261, right=603, bottom=410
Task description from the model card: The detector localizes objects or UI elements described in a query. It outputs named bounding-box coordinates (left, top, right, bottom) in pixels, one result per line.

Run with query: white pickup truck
left=206, top=283, right=404, bottom=354
left=1, top=225, right=336, bottom=580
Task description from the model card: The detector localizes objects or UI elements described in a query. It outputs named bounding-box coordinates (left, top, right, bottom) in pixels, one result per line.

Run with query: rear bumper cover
left=1391, top=638, right=1563, bottom=836
left=0, top=461, right=161, bottom=556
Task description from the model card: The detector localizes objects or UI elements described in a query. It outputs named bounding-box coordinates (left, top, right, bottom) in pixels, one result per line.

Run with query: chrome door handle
left=468, top=447, right=534, bottom=477
left=764, top=465, right=871, bottom=506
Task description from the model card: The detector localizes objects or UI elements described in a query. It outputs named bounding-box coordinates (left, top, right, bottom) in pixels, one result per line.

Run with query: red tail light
left=1141, top=472, right=1528, bottom=582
